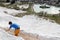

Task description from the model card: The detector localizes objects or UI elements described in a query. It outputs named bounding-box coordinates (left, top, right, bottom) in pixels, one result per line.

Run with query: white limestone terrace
left=0, top=4, right=60, bottom=40
left=0, top=12, right=60, bottom=40
left=17, top=4, right=29, bottom=9
left=0, top=28, right=24, bottom=40
left=33, top=4, right=60, bottom=14
left=0, top=6, right=27, bottom=15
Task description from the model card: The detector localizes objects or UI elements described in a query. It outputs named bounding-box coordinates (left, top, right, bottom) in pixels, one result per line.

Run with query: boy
left=8, top=21, right=20, bottom=36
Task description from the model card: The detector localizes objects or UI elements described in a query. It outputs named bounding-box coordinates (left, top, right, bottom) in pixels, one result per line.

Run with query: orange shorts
left=14, top=29, right=20, bottom=36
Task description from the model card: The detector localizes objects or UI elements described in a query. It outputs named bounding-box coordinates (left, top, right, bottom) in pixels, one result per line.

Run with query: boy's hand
left=6, top=30, right=9, bottom=31
left=6, top=29, right=10, bottom=31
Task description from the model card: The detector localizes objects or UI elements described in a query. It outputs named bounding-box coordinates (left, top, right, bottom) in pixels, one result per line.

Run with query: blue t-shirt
left=10, top=23, right=20, bottom=29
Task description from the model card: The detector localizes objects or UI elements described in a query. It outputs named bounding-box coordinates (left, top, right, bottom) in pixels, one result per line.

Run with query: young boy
left=8, top=21, right=20, bottom=36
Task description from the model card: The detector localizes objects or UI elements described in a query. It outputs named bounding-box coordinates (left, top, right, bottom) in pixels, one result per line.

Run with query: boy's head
left=9, top=21, right=12, bottom=25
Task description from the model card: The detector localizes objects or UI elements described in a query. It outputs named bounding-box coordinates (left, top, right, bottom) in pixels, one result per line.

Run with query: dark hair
left=9, top=21, right=12, bottom=25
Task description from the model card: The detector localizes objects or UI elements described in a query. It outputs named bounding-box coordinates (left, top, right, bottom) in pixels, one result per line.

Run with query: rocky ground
left=8, top=30, right=40, bottom=40
left=0, top=27, right=40, bottom=40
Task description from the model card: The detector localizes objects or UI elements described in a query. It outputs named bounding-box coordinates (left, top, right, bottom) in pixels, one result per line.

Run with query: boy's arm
left=7, top=26, right=12, bottom=31
left=8, top=28, right=11, bottom=31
